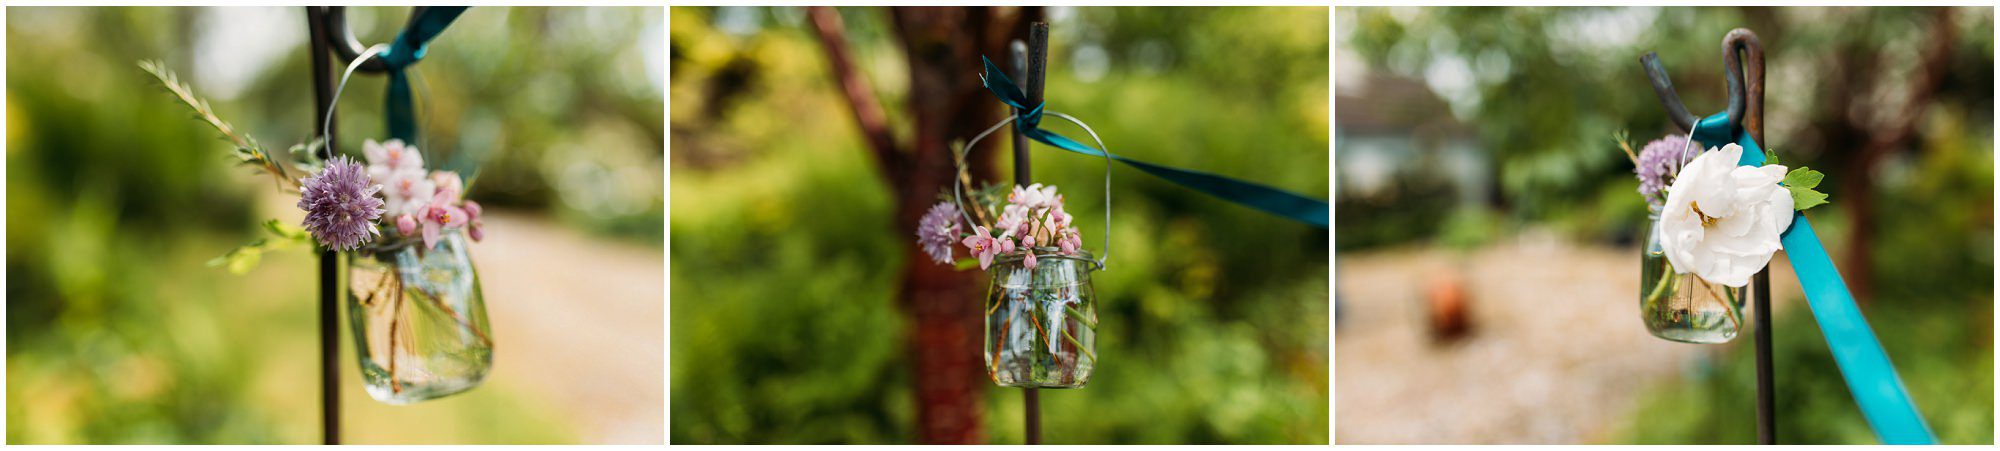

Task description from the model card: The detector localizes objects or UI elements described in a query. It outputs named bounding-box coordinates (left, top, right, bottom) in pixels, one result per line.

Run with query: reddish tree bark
left=1809, top=8, right=1956, bottom=303
left=808, top=6, right=1040, bottom=444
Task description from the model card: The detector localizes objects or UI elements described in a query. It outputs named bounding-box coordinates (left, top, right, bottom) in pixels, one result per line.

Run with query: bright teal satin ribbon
left=980, top=56, right=1329, bottom=228
left=1694, top=113, right=1936, bottom=444
left=376, top=6, right=468, bottom=143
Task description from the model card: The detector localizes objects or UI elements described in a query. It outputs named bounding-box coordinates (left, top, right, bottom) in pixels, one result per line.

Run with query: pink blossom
left=995, top=205, right=1027, bottom=235
left=419, top=189, right=469, bottom=249
left=962, top=226, right=999, bottom=270
left=363, top=139, right=425, bottom=185
left=1008, top=183, right=1059, bottom=209
left=431, top=171, right=465, bottom=203
left=381, top=171, right=436, bottom=218
left=1023, top=251, right=1038, bottom=270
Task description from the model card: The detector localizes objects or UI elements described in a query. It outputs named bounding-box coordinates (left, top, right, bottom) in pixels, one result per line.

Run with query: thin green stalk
left=1643, top=261, right=1677, bottom=322
left=1025, top=291, right=1050, bottom=376
left=1063, top=304, right=1097, bottom=330
left=1645, top=263, right=1676, bottom=306
left=1061, top=326, right=1096, bottom=363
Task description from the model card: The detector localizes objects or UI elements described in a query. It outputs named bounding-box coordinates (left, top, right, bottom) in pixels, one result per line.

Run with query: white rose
left=1658, top=143, right=1794, bottom=287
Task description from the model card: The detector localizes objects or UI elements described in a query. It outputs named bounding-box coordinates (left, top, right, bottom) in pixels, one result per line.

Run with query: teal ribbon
left=1694, top=113, right=1936, bottom=444
left=979, top=56, right=1329, bottom=228
left=375, top=6, right=468, bottom=143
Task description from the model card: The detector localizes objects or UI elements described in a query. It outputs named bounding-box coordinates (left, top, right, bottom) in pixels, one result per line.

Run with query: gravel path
left=471, top=211, right=665, bottom=444
left=1334, top=232, right=1797, bottom=444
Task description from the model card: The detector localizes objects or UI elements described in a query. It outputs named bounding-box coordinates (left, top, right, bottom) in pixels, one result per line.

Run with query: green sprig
left=139, top=60, right=309, bottom=192
left=206, top=219, right=313, bottom=275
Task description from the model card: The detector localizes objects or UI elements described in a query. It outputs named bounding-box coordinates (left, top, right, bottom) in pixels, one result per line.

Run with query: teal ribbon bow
left=1693, top=112, right=1936, bottom=445
left=979, top=56, right=1329, bottom=228
left=375, top=6, right=468, bottom=143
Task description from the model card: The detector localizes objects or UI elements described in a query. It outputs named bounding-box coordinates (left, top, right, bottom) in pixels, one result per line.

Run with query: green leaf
left=1791, top=187, right=1830, bottom=211
left=1784, top=167, right=1824, bottom=190
left=1783, top=167, right=1830, bottom=211
left=1764, top=147, right=1780, bottom=166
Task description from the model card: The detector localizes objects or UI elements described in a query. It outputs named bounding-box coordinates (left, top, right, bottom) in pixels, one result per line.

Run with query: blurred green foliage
left=7, top=6, right=660, bottom=443
left=670, top=6, right=1328, bottom=444
left=1338, top=6, right=1992, bottom=444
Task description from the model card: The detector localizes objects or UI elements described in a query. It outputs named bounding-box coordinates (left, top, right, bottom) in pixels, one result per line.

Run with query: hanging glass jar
left=951, top=109, right=1113, bottom=388
left=985, top=249, right=1099, bottom=388
left=1640, top=211, right=1746, bottom=343
left=346, top=231, right=493, bottom=404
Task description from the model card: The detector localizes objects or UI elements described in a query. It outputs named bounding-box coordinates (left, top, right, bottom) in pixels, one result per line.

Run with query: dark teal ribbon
left=979, top=56, right=1329, bottom=228
left=1694, top=113, right=1935, bottom=444
left=375, top=6, right=468, bottom=143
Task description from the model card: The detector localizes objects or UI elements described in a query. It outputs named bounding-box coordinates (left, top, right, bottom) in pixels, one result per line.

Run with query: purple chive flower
left=916, top=202, right=963, bottom=264
left=1635, top=134, right=1693, bottom=208
left=298, top=155, right=386, bottom=251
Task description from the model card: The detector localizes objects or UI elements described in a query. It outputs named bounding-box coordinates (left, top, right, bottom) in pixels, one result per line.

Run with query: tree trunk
left=891, top=8, right=1040, bottom=443
left=811, top=6, right=1040, bottom=443
left=1823, top=8, right=1955, bottom=303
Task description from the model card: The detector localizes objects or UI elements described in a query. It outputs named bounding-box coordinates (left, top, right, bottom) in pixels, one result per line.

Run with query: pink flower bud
left=396, top=214, right=418, bottom=236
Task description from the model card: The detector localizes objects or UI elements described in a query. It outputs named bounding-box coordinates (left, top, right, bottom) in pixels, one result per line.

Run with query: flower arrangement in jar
left=144, top=60, right=493, bottom=403
left=1616, top=131, right=1826, bottom=343
left=917, top=181, right=1100, bottom=388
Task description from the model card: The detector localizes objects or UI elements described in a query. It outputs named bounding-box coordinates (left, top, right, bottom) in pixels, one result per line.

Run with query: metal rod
left=1013, top=21, right=1049, bottom=446
left=1638, top=52, right=1699, bottom=133
left=305, top=6, right=342, bottom=445
left=1642, top=28, right=1772, bottom=444
left=1726, top=28, right=1774, bottom=445
left=321, top=6, right=439, bottom=73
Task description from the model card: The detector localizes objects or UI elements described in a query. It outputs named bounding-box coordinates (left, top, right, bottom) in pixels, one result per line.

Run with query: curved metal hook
left=1640, top=28, right=1761, bottom=136
left=1723, top=28, right=1765, bottom=142
left=1639, top=52, right=1700, bottom=132
left=315, top=6, right=437, bottom=74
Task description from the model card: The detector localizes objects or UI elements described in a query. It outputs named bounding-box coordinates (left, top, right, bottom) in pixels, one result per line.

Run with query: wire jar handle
left=952, top=112, right=1112, bottom=270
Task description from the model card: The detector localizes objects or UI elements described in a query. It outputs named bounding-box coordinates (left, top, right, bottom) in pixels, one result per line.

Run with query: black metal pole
left=1013, top=21, right=1049, bottom=446
left=1729, top=29, right=1775, bottom=445
left=1718, top=28, right=1775, bottom=445
left=1754, top=250, right=1774, bottom=445
left=305, top=6, right=341, bottom=445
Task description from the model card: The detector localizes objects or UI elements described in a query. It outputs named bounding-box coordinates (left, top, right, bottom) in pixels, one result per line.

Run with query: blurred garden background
left=1334, top=6, right=1992, bottom=444
left=670, top=6, right=1328, bottom=444
left=7, top=7, right=664, bottom=444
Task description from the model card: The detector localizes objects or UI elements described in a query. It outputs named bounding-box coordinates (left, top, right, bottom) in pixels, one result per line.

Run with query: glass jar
left=346, top=231, right=493, bottom=404
left=985, top=250, right=1099, bottom=388
left=1640, top=212, right=1746, bottom=343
